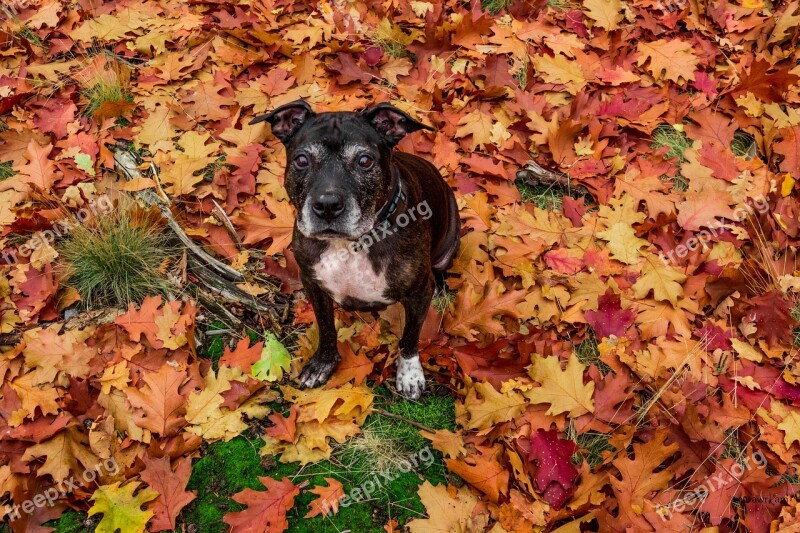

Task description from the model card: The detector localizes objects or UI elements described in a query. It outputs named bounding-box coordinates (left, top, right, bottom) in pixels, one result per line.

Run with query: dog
left=250, top=100, right=460, bottom=400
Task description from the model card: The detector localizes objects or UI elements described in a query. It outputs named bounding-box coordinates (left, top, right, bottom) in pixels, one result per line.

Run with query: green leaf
left=88, top=481, right=158, bottom=533
left=74, top=152, right=96, bottom=176
left=251, top=332, right=291, bottom=382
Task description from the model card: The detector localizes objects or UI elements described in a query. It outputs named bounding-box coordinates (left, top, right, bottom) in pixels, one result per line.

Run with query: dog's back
left=393, top=152, right=460, bottom=274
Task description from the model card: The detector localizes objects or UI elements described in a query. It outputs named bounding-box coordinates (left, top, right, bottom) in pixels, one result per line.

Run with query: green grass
left=18, top=26, right=45, bottom=48
left=731, top=130, right=757, bottom=158
left=516, top=178, right=565, bottom=210
left=574, top=431, right=615, bottom=469
left=432, top=286, right=456, bottom=314
left=82, top=81, right=131, bottom=117
left=651, top=123, right=691, bottom=191
left=574, top=335, right=611, bottom=375
left=0, top=162, right=14, bottom=181
left=57, top=197, right=177, bottom=307
left=482, top=0, right=512, bottom=14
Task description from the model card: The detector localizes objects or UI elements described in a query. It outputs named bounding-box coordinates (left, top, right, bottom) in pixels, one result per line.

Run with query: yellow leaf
left=632, top=255, right=687, bottom=307
left=461, top=381, right=526, bottom=430
left=583, top=0, right=623, bottom=30
left=778, top=409, right=800, bottom=448
left=407, top=482, right=488, bottom=533
left=596, top=222, right=649, bottom=265
left=525, top=353, right=595, bottom=417
left=420, top=429, right=467, bottom=459
left=636, top=39, right=697, bottom=84
left=782, top=173, right=796, bottom=197
left=88, top=481, right=158, bottom=533
left=455, top=109, right=495, bottom=150
left=532, top=54, right=587, bottom=95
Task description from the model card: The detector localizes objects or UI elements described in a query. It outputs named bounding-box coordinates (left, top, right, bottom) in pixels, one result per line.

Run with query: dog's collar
left=373, top=175, right=405, bottom=225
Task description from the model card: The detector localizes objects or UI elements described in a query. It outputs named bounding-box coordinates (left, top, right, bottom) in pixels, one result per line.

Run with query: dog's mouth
left=310, top=229, right=351, bottom=240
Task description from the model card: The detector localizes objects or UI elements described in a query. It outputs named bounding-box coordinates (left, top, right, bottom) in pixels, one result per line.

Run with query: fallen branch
left=372, top=407, right=436, bottom=433
left=516, top=161, right=590, bottom=197
left=112, top=144, right=281, bottom=328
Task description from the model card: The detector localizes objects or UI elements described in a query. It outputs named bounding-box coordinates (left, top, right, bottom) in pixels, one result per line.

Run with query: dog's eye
left=294, top=154, right=309, bottom=169
left=358, top=155, right=374, bottom=169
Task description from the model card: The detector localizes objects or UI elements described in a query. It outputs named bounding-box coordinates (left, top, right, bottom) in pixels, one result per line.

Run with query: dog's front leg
left=298, top=277, right=341, bottom=388
left=396, top=277, right=435, bottom=400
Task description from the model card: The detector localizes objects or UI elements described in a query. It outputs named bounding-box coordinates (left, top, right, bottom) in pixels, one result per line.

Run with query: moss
left=0, top=162, right=14, bottom=181
left=181, top=436, right=267, bottom=532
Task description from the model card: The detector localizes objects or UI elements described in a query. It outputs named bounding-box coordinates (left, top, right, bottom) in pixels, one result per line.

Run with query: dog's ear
left=362, top=103, right=434, bottom=147
left=249, top=100, right=314, bottom=144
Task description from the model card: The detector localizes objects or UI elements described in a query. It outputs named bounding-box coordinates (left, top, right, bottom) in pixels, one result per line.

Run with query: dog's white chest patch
left=314, top=240, right=391, bottom=305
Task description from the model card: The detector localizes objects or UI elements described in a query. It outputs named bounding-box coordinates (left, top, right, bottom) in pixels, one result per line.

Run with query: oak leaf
left=636, top=39, right=697, bottom=84
left=223, top=477, right=301, bottom=533
left=406, top=481, right=488, bottom=533
left=305, top=477, right=345, bottom=518
left=525, top=354, right=595, bottom=417
left=125, top=365, right=188, bottom=436
left=139, top=455, right=196, bottom=532
left=88, top=481, right=158, bottom=533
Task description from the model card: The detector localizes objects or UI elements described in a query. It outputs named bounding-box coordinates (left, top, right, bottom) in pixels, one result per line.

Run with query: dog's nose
left=311, top=193, right=345, bottom=221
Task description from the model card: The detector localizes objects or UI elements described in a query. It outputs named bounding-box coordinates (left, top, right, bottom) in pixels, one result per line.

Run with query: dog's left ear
left=362, top=103, right=434, bottom=147
left=249, top=100, right=315, bottom=144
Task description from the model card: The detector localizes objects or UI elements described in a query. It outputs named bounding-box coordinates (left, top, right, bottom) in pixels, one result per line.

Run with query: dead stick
left=372, top=407, right=436, bottom=434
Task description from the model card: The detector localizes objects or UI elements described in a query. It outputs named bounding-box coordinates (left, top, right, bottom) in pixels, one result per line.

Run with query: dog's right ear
left=249, top=100, right=314, bottom=144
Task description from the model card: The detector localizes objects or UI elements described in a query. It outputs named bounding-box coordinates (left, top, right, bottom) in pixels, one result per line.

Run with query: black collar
left=373, top=175, right=405, bottom=225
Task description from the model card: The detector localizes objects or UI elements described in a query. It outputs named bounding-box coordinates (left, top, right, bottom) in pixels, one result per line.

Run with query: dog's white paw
left=396, top=354, right=425, bottom=400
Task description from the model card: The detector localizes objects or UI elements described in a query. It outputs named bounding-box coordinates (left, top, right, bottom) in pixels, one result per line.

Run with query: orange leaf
left=304, top=477, right=345, bottom=518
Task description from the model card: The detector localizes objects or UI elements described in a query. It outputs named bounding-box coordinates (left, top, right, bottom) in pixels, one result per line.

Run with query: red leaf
left=304, top=477, right=345, bottom=518
left=139, top=455, right=196, bottom=532
left=584, top=290, right=636, bottom=339
left=223, top=477, right=301, bottom=533
left=528, top=429, right=578, bottom=510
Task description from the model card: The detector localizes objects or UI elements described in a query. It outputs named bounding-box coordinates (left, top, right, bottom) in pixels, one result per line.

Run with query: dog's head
left=250, top=100, right=432, bottom=240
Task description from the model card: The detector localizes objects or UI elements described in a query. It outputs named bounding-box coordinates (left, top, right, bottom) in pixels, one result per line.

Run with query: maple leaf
left=125, top=364, right=188, bottom=436
left=525, top=353, right=595, bottom=417
left=223, top=477, right=301, bottom=533
left=584, top=289, right=636, bottom=339
left=636, top=39, right=697, bottom=84
left=528, top=429, right=579, bottom=510
left=252, top=332, right=292, bottom=382
left=406, top=481, right=488, bottom=533
left=305, top=477, right=345, bottom=518
left=88, top=481, right=159, bottom=533
left=139, top=455, right=196, bottom=532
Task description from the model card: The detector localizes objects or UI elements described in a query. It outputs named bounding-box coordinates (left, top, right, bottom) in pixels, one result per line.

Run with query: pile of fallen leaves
left=1, top=0, right=799, bottom=531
